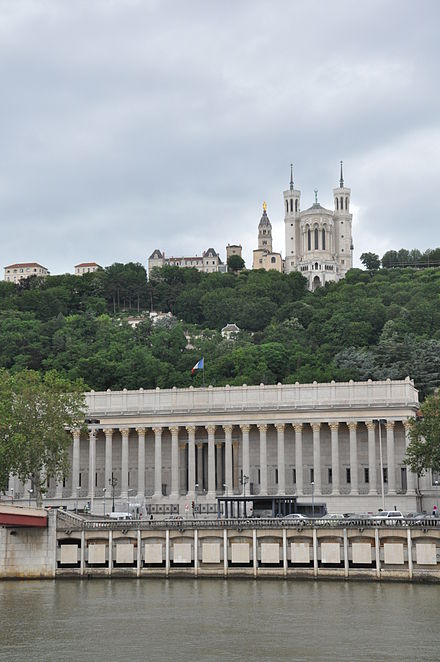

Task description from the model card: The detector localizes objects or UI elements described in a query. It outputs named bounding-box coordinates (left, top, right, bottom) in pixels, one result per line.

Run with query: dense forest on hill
left=0, top=263, right=439, bottom=397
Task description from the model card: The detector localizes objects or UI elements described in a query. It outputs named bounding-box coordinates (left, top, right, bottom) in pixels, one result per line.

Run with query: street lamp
left=435, top=479, right=439, bottom=516
left=75, top=486, right=80, bottom=513
left=242, top=475, right=249, bottom=518
left=102, top=487, right=107, bottom=517
left=27, top=488, right=34, bottom=507
left=311, top=481, right=315, bottom=518
left=10, top=488, right=14, bottom=504
left=373, top=419, right=386, bottom=511
left=109, top=476, right=118, bottom=512
left=194, top=483, right=199, bottom=519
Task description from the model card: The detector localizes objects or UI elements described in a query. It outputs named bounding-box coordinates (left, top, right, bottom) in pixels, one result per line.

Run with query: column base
left=207, top=491, right=216, bottom=500
left=152, top=492, right=162, bottom=500
left=169, top=492, right=179, bottom=500
left=368, top=489, right=378, bottom=496
left=331, top=489, right=340, bottom=496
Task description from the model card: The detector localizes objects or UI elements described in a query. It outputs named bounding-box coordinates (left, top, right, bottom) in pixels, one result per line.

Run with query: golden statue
left=262, top=201, right=267, bottom=212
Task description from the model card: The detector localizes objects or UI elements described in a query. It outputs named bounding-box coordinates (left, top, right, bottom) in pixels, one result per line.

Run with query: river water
left=0, top=579, right=439, bottom=661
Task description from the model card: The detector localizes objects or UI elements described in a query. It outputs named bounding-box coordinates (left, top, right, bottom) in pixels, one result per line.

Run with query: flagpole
left=202, top=359, right=205, bottom=387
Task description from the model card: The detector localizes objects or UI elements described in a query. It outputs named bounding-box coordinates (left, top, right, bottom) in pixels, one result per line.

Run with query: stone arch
left=312, top=275, right=321, bottom=291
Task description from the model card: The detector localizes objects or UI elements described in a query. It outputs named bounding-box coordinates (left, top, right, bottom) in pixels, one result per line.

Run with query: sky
left=0, top=0, right=439, bottom=275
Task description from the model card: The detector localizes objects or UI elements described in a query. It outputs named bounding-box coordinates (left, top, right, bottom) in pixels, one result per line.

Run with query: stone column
left=153, top=426, right=162, bottom=498
left=404, top=421, right=417, bottom=493
left=294, top=423, right=303, bottom=496
left=71, top=429, right=80, bottom=497
left=348, top=422, right=358, bottom=495
left=223, top=425, right=233, bottom=495
left=330, top=422, right=340, bottom=495
left=240, top=425, right=250, bottom=494
left=170, top=426, right=179, bottom=499
left=179, top=442, right=187, bottom=494
left=88, top=428, right=96, bottom=498
left=386, top=421, right=396, bottom=495
left=232, top=441, right=239, bottom=492
left=216, top=442, right=223, bottom=490
left=136, top=427, right=145, bottom=498
left=186, top=426, right=196, bottom=497
left=120, top=428, right=129, bottom=499
left=312, top=423, right=321, bottom=494
left=366, top=421, right=377, bottom=495
left=258, top=424, right=268, bottom=496
left=104, top=428, right=113, bottom=493
left=276, top=423, right=286, bottom=495
left=206, top=425, right=216, bottom=498
left=197, top=443, right=204, bottom=489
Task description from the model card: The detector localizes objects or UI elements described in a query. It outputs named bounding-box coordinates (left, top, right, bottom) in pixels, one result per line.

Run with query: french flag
left=191, top=358, right=204, bottom=374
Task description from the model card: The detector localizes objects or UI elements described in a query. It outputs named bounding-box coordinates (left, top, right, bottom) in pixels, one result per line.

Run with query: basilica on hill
left=253, top=163, right=354, bottom=290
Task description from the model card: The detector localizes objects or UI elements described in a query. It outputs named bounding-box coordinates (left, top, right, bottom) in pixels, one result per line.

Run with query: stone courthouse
left=9, top=378, right=438, bottom=514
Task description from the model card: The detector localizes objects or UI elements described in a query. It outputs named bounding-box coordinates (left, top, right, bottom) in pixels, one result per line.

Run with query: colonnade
left=66, top=418, right=417, bottom=501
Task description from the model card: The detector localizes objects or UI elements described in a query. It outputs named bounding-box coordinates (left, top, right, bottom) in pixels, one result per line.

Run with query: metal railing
left=56, top=513, right=440, bottom=532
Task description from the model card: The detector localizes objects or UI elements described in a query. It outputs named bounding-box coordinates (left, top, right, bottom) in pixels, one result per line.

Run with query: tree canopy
left=404, top=395, right=440, bottom=477
left=0, top=370, right=86, bottom=504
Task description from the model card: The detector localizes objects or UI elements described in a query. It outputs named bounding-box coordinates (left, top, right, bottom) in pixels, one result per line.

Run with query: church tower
left=257, top=202, right=273, bottom=252
left=332, top=161, right=353, bottom=277
left=283, top=164, right=301, bottom=273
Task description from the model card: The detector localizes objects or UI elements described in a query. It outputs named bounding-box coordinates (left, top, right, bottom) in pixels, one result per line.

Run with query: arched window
left=271, top=256, right=276, bottom=264
left=295, top=199, right=298, bottom=212
left=345, top=197, right=348, bottom=210
left=335, top=197, right=339, bottom=210
left=322, top=229, right=326, bottom=250
left=307, top=229, right=311, bottom=251
left=314, top=228, right=319, bottom=249
left=290, top=199, right=293, bottom=212
left=286, top=200, right=288, bottom=213
left=340, top=196, right=343, bottom=210
left=315, top=262, right=319, bottom=270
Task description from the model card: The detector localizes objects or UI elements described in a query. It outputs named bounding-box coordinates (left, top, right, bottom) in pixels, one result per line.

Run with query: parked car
left=109, top=512, right=133, bottom=520
left=371, top=510, right=405, bottom=525
left=282, top=514, right=308, bottom=521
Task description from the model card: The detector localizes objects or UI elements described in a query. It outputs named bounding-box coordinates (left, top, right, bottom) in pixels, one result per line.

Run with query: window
left=364, top=468, right=369, bottom=484
left=432, top=471, right=440, bottom=485
left=95, top=472, right=98, bottom=487
left=340, top=196, right=343, bottom=209
left=79, top=472, right=82, bottom=487
left=310, top=468, right=314, bottom=483
left=286, top=200, right=288, bottom=213
left=322, top=229, right=326, bottom=250
left=292, top=468, right=296, bottom=483
left=383, top=468, right=388, bottom=484
left=328, top=468, right=332, bottom=484
left=345, top=197, right=348, bottom=210
left=336, top=197, right=339, bottom=210
left=307, top=229, right=311, bottom=250
left=271, top=257, right=276, bottom=263
left=62, top=477, right=66, bottom=488
left=346, top=468, right=351, bottom=484
left=258, top=469, right=261, bottom=483
left=275, top=469, right=278, bottom=484
left=295, top=199, right=298, bottom=212
left=314, top=228, right=319, bottom=249
left=290, top=199, right=293, bottom=212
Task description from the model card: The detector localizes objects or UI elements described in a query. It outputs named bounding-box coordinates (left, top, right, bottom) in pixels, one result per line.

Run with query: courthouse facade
left=10, top=379, right=436, bottom=514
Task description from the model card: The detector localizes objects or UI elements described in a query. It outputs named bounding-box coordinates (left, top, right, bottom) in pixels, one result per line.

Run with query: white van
left=109, top=512, right=133, bottom=520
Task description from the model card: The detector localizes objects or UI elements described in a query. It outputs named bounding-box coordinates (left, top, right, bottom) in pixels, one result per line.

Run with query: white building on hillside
left=4, top=262, right=49, bottom=283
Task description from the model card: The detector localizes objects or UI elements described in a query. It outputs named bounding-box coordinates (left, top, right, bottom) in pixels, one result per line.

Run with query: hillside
left=0, top=263, right=439, bottom=397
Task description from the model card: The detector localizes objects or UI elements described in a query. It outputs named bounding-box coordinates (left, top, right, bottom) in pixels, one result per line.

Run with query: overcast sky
left=1, top=0, right=439, bottom=274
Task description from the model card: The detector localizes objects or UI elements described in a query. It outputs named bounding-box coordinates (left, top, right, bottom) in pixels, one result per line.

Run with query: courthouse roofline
left=85, top=378, right=419, bottom=421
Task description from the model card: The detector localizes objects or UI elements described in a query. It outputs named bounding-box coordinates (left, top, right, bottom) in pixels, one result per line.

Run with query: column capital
left=104, top=428, right=114, bottom=437
left=215, top=442, right=223, bottom=449
left=197, top=442, right=204, bottom=449
left=240, top=424, right=250, bottom=434
left=72, top=428, right=81, bottom=440
left=135, top=427, right=145, bottom=435
left=293, top=423, right=303, bottom=433
left=205, top=424, right=216, bottom=435
left=120, top=427, right=130, bottom=437
left=170, top=426, right=179, bottom=436
left=186, top=425, right=196, bottom=435
left=386, top=420, right=395, bottom=431
left=222, top=424, right=233, bottom=434
left=275, top=423, right=285, bottom=432
left=403, top=420, right=411, bottom=432
left=232, top=441, right=240, bottom=449
left=329, top=422, right=339, bottom=432
left=257, top=424, right=268, bottom=433
left=152, top=426, right=163, bottom=435
left=311, top=423, right=321, bottom=432
left=365, top=421, right=375, bottom=431
left=179, top=442, right=186, bottom=450
left=348, top=421, right=357, bottom=432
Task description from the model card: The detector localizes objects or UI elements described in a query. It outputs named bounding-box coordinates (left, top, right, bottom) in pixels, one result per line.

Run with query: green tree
left=405, top=394, right=440, bottom=476
left=360, top=252, right=380, bottom=270
left=0, top=370, right=86, bottom=505
left=227, top=254, right=245, bottom=272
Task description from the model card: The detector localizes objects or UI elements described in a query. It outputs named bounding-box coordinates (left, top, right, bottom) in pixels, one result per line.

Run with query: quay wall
left=55, top=514, right=440, bottom=583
